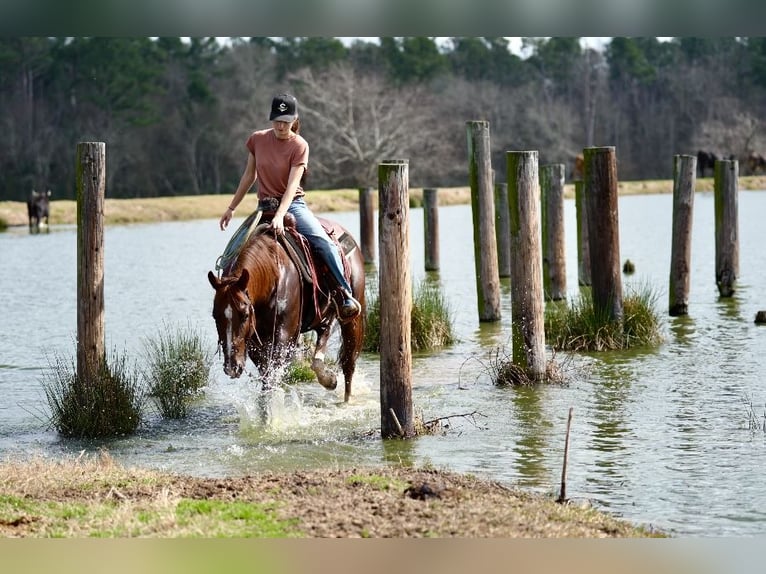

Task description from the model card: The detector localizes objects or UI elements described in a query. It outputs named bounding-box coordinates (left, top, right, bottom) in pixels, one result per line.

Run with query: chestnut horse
left=207, top=218, right=365, bottom=402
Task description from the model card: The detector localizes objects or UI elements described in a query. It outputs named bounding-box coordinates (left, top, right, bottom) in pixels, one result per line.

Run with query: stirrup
left=335, top=292, right=361, bottom=323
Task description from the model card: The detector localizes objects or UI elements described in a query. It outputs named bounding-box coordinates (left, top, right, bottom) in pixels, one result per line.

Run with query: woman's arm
left=270, top=164, right=305, bottom=235
left=219, top=153, right=257, bottom=231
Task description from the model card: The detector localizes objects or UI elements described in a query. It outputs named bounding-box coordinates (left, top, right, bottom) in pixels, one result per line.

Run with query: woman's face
left=272, top=120, right=294, bottom=140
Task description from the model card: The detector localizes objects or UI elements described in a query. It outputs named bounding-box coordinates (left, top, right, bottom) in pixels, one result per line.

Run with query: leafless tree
left=287, top=64, right=446, bottom=188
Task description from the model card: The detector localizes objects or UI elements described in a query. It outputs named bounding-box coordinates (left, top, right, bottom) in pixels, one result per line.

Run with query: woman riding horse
left=218, top=93, right=361, bottom=320
left=212, top=93, right=365, bottom=401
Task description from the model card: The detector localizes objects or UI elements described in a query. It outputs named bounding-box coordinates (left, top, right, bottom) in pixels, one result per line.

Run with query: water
left=2, top=191, right=766, bottom=537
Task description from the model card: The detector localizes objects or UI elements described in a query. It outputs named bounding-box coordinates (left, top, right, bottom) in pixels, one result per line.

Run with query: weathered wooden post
left=378, top=160, right=414, bottom=439
left=507, top=151, right=546, bottom=380
left=466, top=120, right=501, bottom=322
left=494, top=182, right=511, bottom=278
left=584, top=146, right=623, bottom=322
left=714, top=159, right=739, bottom=297
left=423, top=187, right=440, bottom=271
left=669, top=154, right=697, bottom=315
left=358, top=186, right=376, bottom=264
left=76, top=142, right=106, bottom=379
left=575, top=180, right=591, bottom=286
left=540, top=163, right=567, bottom=300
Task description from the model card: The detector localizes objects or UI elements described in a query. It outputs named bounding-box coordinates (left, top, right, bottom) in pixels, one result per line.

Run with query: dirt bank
left=0, top=454, right=663, bottom=538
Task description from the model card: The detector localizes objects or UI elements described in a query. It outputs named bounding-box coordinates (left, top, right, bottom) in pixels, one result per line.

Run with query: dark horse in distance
left=27, top=189, right=51, bottom=233
left=208, top=216, right=365, bottom=402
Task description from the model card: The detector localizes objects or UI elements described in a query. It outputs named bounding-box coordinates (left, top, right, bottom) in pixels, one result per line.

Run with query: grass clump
left=143, top=321, right=212, bottom=419
left=284, top=359, right=316, bottom=384
left=42, top=349, right=144, bottom=438
left=477, top=346, right=567, bottom=387
left=363, top=278, right=456, bottom=353
left=545, top=283, right=663, bottom=352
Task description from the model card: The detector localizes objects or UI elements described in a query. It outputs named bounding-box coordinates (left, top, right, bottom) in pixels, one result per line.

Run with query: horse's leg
left=338, top=312, right=364, bottom=402
left=311, top=326, right=337, bottom=391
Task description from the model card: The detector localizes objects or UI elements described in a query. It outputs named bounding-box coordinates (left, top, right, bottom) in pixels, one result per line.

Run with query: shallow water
left=2, top=191, right=766, bottom=537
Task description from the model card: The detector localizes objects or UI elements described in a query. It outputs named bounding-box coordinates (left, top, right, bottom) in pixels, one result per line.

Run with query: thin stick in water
left=389, top=408, right=404, bottom=438
left=557, top=407, right=573, bottom=503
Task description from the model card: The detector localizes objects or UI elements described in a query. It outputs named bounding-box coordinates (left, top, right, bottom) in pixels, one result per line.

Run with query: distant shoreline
left=2, top=176, right=765, bottom=228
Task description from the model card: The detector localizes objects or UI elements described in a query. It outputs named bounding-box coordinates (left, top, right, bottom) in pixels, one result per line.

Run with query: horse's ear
left=236, top=268, right=250, bottom=291
left=208, top=270, right=221, bottom=290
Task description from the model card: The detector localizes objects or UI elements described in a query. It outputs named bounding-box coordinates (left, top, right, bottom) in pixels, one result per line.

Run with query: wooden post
left=378, top=161, right=414, bottom=439
left=669, top=154, right=697, bottom=316
left=575, top=180, right=591, bottom=286
left=358, top=186, right=376, bottom=264
left=584, top=146, right=623, bottom=323
left=466, top=121, right=501, bottom=322
left=540, top=164, right=567, bottom=300
left=76, top=142, right=106, bottom=379
left=494, top=183, right=511, bottom=278
left=714, top=159, right=739, bottom=297
left=423, top=187, right=440, bottom=271
left=507, top=151, right=546, bottom=380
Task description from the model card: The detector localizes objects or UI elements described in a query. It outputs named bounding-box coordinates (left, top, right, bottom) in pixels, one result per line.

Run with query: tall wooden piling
left=575, top=180, right=591, bottom=286
left=714, top=159, right=739, bottom=297
left=423, top=187, right=440, bottom=271
left=540, top=163, right=567, bottom=300
left=669, top=154, right=697, bottom=315
left=466, top=121, right=501, bottom=322
left=378, top=161, right=414, bottom=439
left=76, top=142, right=106, bottom=379
left=494, top=182, right=511, bottom=278
left=584, top=146, right=623, bottom=322
left=507, top=151, right=546, bottom=380
left=358, top=186, right=376, bottom=264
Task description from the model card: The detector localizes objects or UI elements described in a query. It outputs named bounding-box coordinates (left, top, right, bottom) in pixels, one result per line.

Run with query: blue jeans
left=287, top=198, right=352, bottom=293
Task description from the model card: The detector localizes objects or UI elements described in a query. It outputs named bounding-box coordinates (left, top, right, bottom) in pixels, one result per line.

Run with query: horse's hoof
left=318, top=376, right=338, bottom=391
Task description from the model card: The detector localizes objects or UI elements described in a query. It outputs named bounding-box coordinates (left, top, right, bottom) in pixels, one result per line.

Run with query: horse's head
left=208, top=269, right=254, bottom=378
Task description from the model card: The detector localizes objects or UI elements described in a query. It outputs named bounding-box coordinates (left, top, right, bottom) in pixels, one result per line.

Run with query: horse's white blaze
left=224, top=303, right=234, bottom=357
left=276, top=262, right=289, bottom=313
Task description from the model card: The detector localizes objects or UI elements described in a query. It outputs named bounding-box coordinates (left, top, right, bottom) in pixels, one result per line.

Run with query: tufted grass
left=545, top=283, right=663, bottom=352
left=143, top=321, right=213, bottom=419
left=42, top=349, right=145, bottom=438
left=363, top=278, right=456, bottom=353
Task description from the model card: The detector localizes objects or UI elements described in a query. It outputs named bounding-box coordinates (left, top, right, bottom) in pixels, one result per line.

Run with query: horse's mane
left=230, top=232, right=282, bottom=287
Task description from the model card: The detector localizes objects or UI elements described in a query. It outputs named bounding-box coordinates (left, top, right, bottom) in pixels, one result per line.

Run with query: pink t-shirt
left=246, top=128, right=308, bottom=200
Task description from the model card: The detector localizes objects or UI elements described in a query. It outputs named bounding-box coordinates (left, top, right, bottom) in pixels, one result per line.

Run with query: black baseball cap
left=269, top=93, right=298, bottom=122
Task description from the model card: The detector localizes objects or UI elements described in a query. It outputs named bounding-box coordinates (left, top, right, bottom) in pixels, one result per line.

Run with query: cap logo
left=277, top=102, right=288, bottom=112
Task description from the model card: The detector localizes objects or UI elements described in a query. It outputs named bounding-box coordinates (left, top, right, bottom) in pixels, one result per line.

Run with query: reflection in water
left=510, top=386, right=551, bottom=487
left=382, top=435, right=417, bottom=467
left=669, top=315, right=697, bottom=347
left=584, top=361, right=633, bottom=495
left=716, top=293, right=743, bottom=321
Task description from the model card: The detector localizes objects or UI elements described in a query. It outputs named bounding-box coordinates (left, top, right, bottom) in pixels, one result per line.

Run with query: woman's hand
left=219, top=206, right=235, bottom=231
left=270, top=213, right=285, bottom=235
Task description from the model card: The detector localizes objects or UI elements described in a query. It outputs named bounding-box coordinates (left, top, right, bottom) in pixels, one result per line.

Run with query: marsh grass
left=478, top=346, right=569, bottom=387
left=742, top=393, right=766, bottom=432
left=42, top=350, right=144, bottom=438
left=284, top=359, right=316, bottom=384
left=363, top=279, right=456, bottom=353
left=143, top=322, right=212, bottom=419
left=545, top=283, right=663, bottom=352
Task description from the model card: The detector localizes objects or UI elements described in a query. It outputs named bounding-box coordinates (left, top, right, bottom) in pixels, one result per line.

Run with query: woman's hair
left=291, top=118, right=301, bottom=135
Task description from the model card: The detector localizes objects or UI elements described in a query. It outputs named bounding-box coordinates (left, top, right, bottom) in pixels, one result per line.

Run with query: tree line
left=2, top=36, right=765, bottom=202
